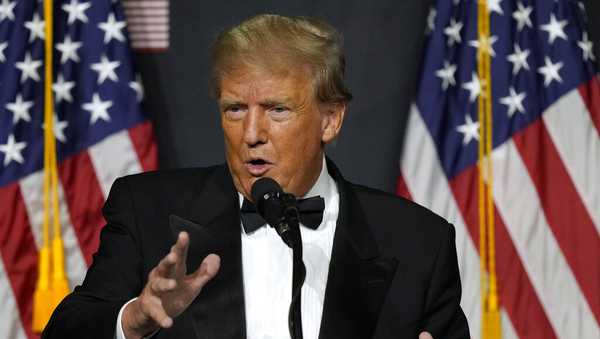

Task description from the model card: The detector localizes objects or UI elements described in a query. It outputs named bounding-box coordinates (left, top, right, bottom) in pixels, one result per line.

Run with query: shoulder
left=351, top=183, right=448, bottom=227
left=117, top=164, right=226, bottom=186
left=111, top=164, right=226, bottom=195
left=103, top=164, right=230, bottom=214
left=348, top=182, right=453, bottom=253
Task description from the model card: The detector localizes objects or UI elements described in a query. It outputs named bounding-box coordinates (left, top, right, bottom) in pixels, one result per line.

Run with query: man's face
left=219, top=66, right=345, bottom=200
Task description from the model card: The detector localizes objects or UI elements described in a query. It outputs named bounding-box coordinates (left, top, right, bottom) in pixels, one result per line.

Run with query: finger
left=191, top=254, right=221, bottom=289
left=155, top=252, right=177, bottom=277
left=146, top=297, right=173, bottom=328
left=172, top=232, right=190, bottom=273
left=418, top=331, right=434, bottom=339
left=172, top=231, right=190, bottom=262
left=150, top=276, right=177, bottom=293
left=155, top=232, right=188, bottom=277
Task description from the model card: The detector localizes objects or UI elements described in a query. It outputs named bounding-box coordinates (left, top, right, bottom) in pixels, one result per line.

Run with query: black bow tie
left=240, top=196, right=325, bottom=234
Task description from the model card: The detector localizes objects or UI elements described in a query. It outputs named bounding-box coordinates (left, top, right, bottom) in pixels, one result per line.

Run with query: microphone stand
left=278, top=193, right=306, bottom=339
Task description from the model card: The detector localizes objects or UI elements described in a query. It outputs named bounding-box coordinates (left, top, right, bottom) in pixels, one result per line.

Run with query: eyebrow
left=259, top=99, right=290, bottom=107
left=218, top=99, right=244, bottom=107
left=219, top=98, right=293, bottom=108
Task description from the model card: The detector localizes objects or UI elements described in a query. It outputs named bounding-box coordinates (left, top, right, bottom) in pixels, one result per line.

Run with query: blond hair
left=209, top=14, right=353, bottom=103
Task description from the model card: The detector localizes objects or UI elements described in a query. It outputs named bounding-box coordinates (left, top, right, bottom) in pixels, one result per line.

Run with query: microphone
left=251, top=177, right=299, bottom=248
left=250, top=177, right=305, bottom=339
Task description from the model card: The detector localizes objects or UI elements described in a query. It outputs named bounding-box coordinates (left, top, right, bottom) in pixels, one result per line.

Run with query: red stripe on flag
left=131, top=43, right=169, bottom=49
left=450, top=166, right=557, bottom=339
left=578, top=77, right=600, bottom=135
left=129, top=37, right=169, bottom=44
left=0, top=184, right=39, bottom=339
left=58, top=152, right=106, bottom=265
left=127, top=25, right=169, bottom=33
left=124, top=14, right=168, bottom=19
left=128, top=121, right=158, bottom=172
left=131, top=48, right=168, bottom=53
left=395, top=174, right=412, bottom=200
left=513, top=119, right=600, bottom=322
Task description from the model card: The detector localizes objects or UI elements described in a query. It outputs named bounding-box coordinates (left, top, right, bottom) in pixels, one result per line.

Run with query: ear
left=320, top=102, right=346, bottom=144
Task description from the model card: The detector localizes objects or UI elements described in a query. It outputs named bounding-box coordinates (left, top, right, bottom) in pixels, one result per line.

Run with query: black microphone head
left=251, top=177, right=282, bottom=204
left=251, top=177, right=283, bottom=226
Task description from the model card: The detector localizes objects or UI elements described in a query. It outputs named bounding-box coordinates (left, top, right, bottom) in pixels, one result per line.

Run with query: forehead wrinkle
left=221, top=66, right=317, bottom=109
left=223, top=77, right=273, bottom=103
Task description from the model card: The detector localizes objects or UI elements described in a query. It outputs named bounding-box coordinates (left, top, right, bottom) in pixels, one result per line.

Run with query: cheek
left=222, top=125, right=247, bottom=187
left=273, top=122, right=322, bottom=169
left=222, top=123, right=242, bottom=153
left=272, top=120, right=313, bottom=152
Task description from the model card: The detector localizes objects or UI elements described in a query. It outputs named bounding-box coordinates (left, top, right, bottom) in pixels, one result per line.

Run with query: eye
left=223, top=105, right=247, bottom=120
left=268, top=106, right=291, bottom=121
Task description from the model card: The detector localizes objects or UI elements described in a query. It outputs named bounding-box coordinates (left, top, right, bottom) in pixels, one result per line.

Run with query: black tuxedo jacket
left=43, top=160, right=469, bottom=339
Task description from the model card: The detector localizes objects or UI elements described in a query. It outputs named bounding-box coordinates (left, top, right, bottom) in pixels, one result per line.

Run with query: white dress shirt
left=116, top=159, right=339, bottom=339
left=241, top=159, right=338, bottom=339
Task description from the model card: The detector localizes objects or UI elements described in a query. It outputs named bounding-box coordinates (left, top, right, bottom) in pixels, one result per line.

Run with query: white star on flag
left=462, top=72, right=484, bottom=103
left=129, top=74, right=144, bottom=102
left=435, top=61, right=457, bottom=90
left=62, top=0, right=91, bottom=24
left=499, top=87, right=526, bottom=117
left=538, top=56, right=563, bottom=86
left=42, top=115, right=69, bottom=143
left=24, top=12, right=45, bottom=42
left=444, top=18, right=463, bottom=46
left=488, top=0, right=503, bottom=15
left=469, top=34, right=497, bottom=57
left=15, top=52, right=42, bottom=83
left=578, top=32, right=595, bottom=61
left=82, top=93, right=113, bottom=125
left=512, top=2, right=533, bottom=31
left=56, top=36, right=82, bottom=64
left=0, top=134, right=27, bottom=166
left=52, top=74, right=75, bottom=103
left=90, top=54, right=120, bottom=84
left=0, top=0, right=16, bottom=22
left=98, top=13, right=126, bottom=43
left=507, top=44, right=530, bottom=75
left=540, top=14, right=568, bottom=44
left=456, top=114, right=480, bottom=145
left=6, top=94, right=34, bottom=124
left=0, top=41, right=8, bottom=62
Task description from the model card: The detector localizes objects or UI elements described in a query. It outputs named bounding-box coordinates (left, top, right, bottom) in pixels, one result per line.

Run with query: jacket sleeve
left=421, top=223, right=470, bottom=339
left=42, top=177, right=145, bottom=339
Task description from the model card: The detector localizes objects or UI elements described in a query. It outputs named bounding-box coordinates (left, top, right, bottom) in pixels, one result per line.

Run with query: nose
left=242, top=107, right=268, bottom=147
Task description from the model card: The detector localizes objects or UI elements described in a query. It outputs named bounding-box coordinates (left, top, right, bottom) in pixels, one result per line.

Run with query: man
left=43, top=14, right=469, bottom=339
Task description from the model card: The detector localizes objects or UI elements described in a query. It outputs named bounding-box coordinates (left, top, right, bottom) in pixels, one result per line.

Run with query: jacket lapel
left=319, top=160, right=398, bottom=339
left=164, top=161, right=397, bottom=339
left=169, top=165, right=246, bottom=339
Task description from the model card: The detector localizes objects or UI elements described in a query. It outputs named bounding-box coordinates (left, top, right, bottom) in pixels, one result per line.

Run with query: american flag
left=398, top=0, right=599, bottom=338
left=0, top=0, right=157, bottom=338
left=122, top=0, right=169, bottom=52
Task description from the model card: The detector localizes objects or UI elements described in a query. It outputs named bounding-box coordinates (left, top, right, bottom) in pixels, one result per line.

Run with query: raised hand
left=122, top=231, right=220, bottom=339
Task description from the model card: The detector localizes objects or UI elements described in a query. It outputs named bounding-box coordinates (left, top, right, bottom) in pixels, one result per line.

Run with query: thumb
left=191, top=254, right=221, bottom=288
left=418, top=331, right=433, bottom=339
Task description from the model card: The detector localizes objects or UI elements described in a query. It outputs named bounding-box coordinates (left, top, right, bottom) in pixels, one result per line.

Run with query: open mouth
left=245, top=158, right=272, bottom=176
left=248, top=159, right=268, bottom=166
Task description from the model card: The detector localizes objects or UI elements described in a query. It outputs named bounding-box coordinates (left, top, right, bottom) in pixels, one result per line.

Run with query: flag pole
left=476, top=0, right=501, bottom=338
left=33, top=0, right=69, bottom=332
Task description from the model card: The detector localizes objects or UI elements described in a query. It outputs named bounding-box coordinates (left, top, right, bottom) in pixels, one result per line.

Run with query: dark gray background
left=134, top=0, right=600, bottom=194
